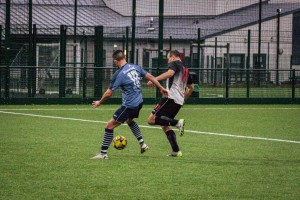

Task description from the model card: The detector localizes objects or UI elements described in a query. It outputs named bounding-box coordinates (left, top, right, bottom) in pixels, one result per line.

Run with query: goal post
left=35, top=43, right=81, bottom=95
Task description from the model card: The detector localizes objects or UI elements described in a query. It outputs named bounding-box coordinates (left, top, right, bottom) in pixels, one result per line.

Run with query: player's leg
left=125, top=104, right=149, bottom=153
left=148, top=98, right=185, bottom=136
left=91, top=106, right=125, bottom=159
left=147, top=98, right=179, bottom=126
left=161, top=126, right=182, bottom=157
left=126, top=118, right=144, bottom=145
left=126, top=118, right=149, bottom=153
left=91, top=118, right=120, bottom=159
left=102, top=118, right=121, bottom=153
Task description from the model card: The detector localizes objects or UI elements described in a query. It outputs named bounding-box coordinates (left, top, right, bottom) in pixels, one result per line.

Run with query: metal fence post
left=190, top=44, right=193, bottom=67
left=94, top=26, right=103, bottom=98
left=136, top=48, right=139, bottom=64
left=157, top=0, right=164, bottom=101
left=169, top=36, right=172, bottom=51
left=211, top=56, right=214, bottom=84
left=276, top=8, right=281, bottom=85
left=59, top=25, right=66, bottom=98
left=257, top=0, right=262, bottom=85
left=32, top=24, right=37, bottom=97
left=292, top=69, right=295, bottom=99
left=197, top=28, right=201, bottom=69
left=197, top=28, right=201, bottom=84
left=82, top=51, right=87, bottom=99
left=214, top=37, right=217, bottom=87
left=125, top=27, right=129, bottom=62
left=246, top=30, right=251, bottom=98
left=131, top=0, right=136, bottom=63
left=5, top=0, right=11, bottom=100
left=122, top=35, right=125, bottom=53
left=83, top=34, right=88, bottom=99
left=0, top=25, right=2, bottom=98
left=28, top=0, right=33, bottom=97
left=226, top=68, right=229, bottom=99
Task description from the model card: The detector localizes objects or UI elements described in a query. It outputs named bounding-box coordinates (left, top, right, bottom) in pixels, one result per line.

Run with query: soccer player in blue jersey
left=91, top=50, right=168, bottom=159
left=147, top=50, right=194, bottom=157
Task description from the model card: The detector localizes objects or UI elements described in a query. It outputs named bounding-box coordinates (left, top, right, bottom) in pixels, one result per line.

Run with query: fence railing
left=0, top=66, right=299, bottom=104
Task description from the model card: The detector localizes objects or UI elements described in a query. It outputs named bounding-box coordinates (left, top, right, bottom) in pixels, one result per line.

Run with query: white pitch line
left=0, top=108, right=113, bottom=111
left=0, top=110, right=299, bottom=144
left=0, top=110, right=107, bottom=123
left=0, top=107, right=300, bottom=111
left=185, top=129, right=300, bottom=144
left=185, top=108, right=300, bottom=110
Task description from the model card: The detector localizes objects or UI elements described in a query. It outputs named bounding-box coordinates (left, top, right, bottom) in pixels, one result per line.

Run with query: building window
left=224, top=54, right=245, bottom=70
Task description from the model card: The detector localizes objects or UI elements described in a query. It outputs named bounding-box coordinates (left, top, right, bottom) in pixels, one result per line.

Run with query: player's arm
left=155, top=69, right=175, bottom=81
left=144, top=73, right=168, bottom=96
left=92, top=88, right=113, bottom=108
left=184, top=74, right=194, bottom=101
left=184, top=83, right=194, bottom=101
left=147, top=69, right=175, bottom=87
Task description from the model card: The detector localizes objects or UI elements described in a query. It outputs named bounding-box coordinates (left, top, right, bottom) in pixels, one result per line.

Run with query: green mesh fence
left=0, top=0, right=300, bottom=103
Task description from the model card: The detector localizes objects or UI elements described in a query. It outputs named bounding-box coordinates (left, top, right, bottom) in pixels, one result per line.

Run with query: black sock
left=155, top=116, right=178, bottom=126
left=165, top=130, right=179, bottom=152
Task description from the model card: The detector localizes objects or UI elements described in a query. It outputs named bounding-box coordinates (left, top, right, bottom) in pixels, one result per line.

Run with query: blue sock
left=128, top=121, right=144, bottom=145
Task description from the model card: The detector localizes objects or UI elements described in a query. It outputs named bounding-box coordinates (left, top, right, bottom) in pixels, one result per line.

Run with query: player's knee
left=126, top=118, right=133, bottom=125
left=162, top=126, right=171, bottom=133
left=105, top=118, right=119, bottom=129
left=147, top=115, right=155, bottom=125
left=105, top=124, right=113, bottom=129
left=105, top=121, right=115, bottom=129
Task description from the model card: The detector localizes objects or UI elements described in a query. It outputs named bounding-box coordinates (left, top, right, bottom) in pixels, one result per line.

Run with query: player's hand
left=160, top=88, right=168, bottom=96
left=147, top=81, right=154, bottom=87
left=92, top=101, right=101, bottom=109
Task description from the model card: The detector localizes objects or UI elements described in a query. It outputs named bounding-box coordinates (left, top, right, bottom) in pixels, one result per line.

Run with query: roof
left=0, top=0, right=106, bottom=6
left=1, top=1, right=300, bottom=40
left=143, top=2, right=300, bottom=40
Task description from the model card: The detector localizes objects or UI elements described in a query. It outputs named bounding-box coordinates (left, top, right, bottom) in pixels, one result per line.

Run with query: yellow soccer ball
left=113, top=135, right=127, bottom=150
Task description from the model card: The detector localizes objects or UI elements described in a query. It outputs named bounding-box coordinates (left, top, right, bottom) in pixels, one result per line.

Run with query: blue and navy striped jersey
left=109, top=63, right=148, bottom=108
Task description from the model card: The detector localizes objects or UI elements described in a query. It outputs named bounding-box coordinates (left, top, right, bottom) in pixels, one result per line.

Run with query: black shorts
left=151, top=98, right=182, bottom=119
left=113, top=103, right=143, bottom=123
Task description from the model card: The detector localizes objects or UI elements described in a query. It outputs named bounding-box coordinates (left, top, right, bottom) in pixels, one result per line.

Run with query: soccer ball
left=112, top=135, right=127, bottom=150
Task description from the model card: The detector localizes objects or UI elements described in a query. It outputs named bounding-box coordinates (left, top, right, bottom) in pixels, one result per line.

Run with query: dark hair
left=112, top=50, right=125, bottom=61
left=168, top=50, right=180, bottom=58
